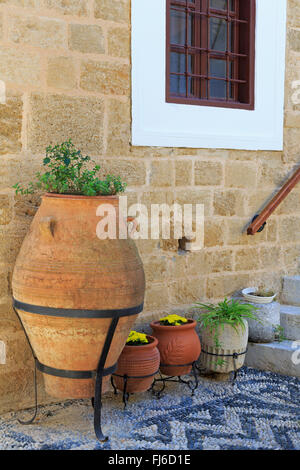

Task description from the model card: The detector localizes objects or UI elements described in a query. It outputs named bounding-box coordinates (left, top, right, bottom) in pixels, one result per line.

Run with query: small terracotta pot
left=113, top=335, right=160, bottom=393
left=150, top=319, right=201, bottom=376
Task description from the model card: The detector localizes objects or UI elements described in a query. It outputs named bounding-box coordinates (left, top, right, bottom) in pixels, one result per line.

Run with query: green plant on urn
left=12, top=140, right=145, bottom=441
left=13, top=139, right=127, bottom=196
left=195, top=298, right=258, bottom=374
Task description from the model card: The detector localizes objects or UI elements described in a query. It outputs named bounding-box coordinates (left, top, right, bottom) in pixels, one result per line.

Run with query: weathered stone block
left=150, top=161, right=174, bottom=187
left=195, top=161, right=223, bottom=186
left=0, top=1, right=40, bottom=6
left=205, top=249, right=234, bottom=274
left=69, top=24, right=105, bottom=54
left=288, top=0, right=300, bottom=27
left=0, top=92, right=23, bottom=155
left=46, top=56, right=77, bottom=90
left=94, top=0, right=130, bottom=23
left=106, top=99, right=130, bottom=156
left=0, top=195, right=12, bottom=225
left=80, top=60, right=130, bottom=96
left=235, top=247, right=261, bottom=271
left=285, top=111, right=300, bottom=128
left=0, top=46, right=41, bottom=86
left=225, top=161, right=257, bottom=189
left=144, top=255, right=169, bottom=283
left=245, top=341, right=300, bottom=378
left=213, top=190, right=244, bottom=217
left=0, top=232, right=24, bottom=264
left=175, top=160, right=192, bottom=186
left=100, top=159, right=146, bottom=187
left=204, top=219, right=225, bottom=247
left=144, top=283, right=170, bottom=311
left=8, top=14, right=66, bottom=48
left=278, top=216, right=300, bottom=242
left=140, top=190, right=174, bottom=208
left=258, top=162, right=288, bottom=188
left=276, top=191, right=300, bottom=214
left=175, top=189, right=212, bottom=216
left=266, top=218, right=278, bottom=242
left=283, top=244, right=300, bottom=267
left=206, top=273, right=250, bottom=299
left=260, top=246, right=282, bottom=269
left=247, top=301, right=281, bottom=343
left=44, top=0, right=87, bottom=16
left=28, top=93, right=104, bottom=154
left=169, top=277, right=205, bottom=305
left=108, top=26, right=130, bottom=58
left=280, top=305, right=300, bottom=341
left=282, top=275, right=300, bottom=306
left=0, top=272, right=8, bottom=298
left=289, top=28, right=300, bottom=52
left=283, top=128, right=300, bottom=163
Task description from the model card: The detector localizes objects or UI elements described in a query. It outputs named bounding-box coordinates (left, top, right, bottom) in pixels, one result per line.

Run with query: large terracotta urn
left=113, top=335, right=160, bottom=393
left=150, top=320, right=201, bottom=376
left=12, top=194, right=145, bottom=399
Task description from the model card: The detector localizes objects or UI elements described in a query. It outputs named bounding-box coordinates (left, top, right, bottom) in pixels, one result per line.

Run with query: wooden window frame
left=166, top=0, right=256, bottom=110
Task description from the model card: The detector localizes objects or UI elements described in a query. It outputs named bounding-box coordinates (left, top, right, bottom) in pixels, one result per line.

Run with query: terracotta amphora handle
left=39, top=216, right=55, bottom=241
left=127, top=216, right=138, bottom=237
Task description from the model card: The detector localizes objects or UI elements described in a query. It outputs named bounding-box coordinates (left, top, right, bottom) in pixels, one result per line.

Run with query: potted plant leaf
left=113, top=331, right=160, bottom=394
left=150, top=314, right=201, bottom=376
left=194, top=298, right=258, bottom=374
left=12, top=140, right=145, bottom=402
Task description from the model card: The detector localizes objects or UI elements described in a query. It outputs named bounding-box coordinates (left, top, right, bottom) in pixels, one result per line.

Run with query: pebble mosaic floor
left=0, top=367, right=299, bottom=450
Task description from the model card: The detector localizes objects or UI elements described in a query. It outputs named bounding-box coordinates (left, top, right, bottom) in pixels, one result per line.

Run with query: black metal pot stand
left=13, top=298, right=143, bottom=442
left=110, top=370, right=159, bottom=409
left=150, top=361, right=200, bottom=399
left=200, top=349, right=248, bottom=382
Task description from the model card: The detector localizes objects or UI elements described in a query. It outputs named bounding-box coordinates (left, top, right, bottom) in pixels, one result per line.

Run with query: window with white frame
left=132, top=0, right=287, bottom=150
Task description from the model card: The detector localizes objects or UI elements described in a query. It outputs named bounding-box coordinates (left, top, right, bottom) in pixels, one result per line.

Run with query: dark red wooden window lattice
left=166, top=0, right=255, bottom=109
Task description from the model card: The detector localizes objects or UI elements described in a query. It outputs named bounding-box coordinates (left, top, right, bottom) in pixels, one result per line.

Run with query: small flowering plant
left=159, top=314, right=188, bottom=326
left=126, top=330, right=149, bottom=346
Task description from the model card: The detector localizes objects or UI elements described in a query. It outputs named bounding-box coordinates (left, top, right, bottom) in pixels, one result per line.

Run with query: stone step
left=245, top=340, right=300, bottom=378
left=281, top=276, right=300, bottom=306
left=280, top=304, right=300, bottom=341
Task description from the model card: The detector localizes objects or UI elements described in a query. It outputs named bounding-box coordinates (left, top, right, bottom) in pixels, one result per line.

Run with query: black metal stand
left=12, top=298, right=143, bottom=442
left=200, top=349, right=248, bottom=383
left=150, top=361, right=200, bottom=399
left=110, top=370, right=159, bottom=409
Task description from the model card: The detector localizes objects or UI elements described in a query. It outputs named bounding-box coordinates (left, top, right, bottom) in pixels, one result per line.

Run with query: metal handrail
left=247, top=166, right=300, bottom=235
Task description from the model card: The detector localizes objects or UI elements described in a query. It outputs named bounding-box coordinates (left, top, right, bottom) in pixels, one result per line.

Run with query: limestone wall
left=0, top=0, right=299, bottom=413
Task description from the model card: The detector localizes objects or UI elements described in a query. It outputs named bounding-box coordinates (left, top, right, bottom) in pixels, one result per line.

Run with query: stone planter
left=247, top=301, right=280, bottom=343
left=113, top=335, right=160, bottom=393
left=242, top=287, right=277, bottom=304
left=150, top=319, right=201, bottom=376
left=200, top=320, right=248, bottom=373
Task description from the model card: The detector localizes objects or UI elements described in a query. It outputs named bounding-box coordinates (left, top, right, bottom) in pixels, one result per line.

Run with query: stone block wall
left=0, top=0, right=299, bottom=412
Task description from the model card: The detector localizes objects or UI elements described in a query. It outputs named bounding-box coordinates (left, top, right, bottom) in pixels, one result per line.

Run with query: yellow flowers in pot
left=159, top=314, right=188, bottom=326
left=126, top=330, right=149, bottom=346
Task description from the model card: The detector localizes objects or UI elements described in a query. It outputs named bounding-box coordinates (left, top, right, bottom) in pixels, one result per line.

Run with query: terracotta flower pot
left=12, top=194, right=145, bottom=399
left=113, top=335, right=160, bottom=393
left=150, top=319, right=201, bottom=376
